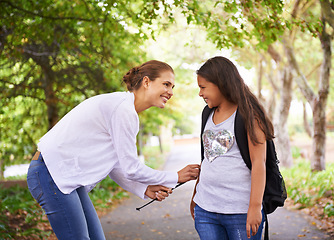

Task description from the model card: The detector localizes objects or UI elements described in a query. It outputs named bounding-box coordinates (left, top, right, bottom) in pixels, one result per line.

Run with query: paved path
left=101, top=142, right=332, bottom=240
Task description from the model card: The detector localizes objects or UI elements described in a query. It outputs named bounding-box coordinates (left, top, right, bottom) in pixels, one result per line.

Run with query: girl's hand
left=145, top=185, right=172, bottom=201
left=246, top=206, right=262, bottom=238
left=190, top=200, right=196, bottom=220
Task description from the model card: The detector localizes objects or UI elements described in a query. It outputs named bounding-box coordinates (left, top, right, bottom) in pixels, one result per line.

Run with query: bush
left=89, top=177, right=129, bottom=210
left=142, top=145, right=168, bottom=169
left=281, top=160, right=334, bottom=216
left=0, top=184, right=52, bottom=239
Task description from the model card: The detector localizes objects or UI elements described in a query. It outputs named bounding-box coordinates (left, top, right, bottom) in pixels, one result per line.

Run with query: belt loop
left=32, top=151, right=41, bottom=161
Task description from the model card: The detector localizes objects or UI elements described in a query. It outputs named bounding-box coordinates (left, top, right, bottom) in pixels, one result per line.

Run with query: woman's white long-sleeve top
left=37, top=92, right=178, bottom=197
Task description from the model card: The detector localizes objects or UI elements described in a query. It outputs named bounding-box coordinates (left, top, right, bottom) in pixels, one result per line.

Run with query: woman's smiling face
left=146, top=70, right=175, bottom=109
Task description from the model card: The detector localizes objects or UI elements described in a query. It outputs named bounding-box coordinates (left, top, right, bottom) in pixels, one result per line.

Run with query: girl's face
left=197, top=75, right=225, bottom=108
left=145, top=71, right=175, bottom=108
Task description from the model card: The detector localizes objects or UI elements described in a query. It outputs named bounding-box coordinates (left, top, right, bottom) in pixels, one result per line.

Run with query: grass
left=0, top=185, right=51, bottom=239
left=281, top=159, right=334, bottom=211
left=281, top=157, right=334, bottom=235
left=280, top=152, right=334, bottom=236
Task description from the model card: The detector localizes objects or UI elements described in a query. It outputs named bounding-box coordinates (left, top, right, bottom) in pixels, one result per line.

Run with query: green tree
left=177, top=0, right=331, bottom=171
left=0, top=0, right=179, bottom=178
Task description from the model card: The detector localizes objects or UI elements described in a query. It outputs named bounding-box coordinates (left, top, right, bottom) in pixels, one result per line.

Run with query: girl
left=190, top=56, right=274, bottom=239
left=27, top=60, right=200, bottom=240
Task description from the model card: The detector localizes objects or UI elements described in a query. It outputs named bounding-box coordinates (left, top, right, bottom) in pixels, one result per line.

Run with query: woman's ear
left=142, top=76, right=151, bottom=89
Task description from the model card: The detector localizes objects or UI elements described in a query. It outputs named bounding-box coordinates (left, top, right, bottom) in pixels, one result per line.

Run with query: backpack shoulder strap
left=201, top=105, right=214, bottom=162
left=234, top=108, right=252, bottom=170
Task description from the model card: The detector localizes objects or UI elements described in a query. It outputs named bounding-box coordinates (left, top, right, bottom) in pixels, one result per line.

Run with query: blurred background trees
left=178, top=0, right=333, bottom=171
left=1, top=0, right=333, bottom=179
left=0, top=0, right=186, bottom=178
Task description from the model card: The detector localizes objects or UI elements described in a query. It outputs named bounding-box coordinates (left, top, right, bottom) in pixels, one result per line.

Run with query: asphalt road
left=100, top=142, right=332, bottom=240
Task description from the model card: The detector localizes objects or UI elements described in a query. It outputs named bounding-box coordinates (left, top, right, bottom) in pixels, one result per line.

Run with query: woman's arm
left=109, top=168, right=172, bottom=200
left=247, top=122, right=266, bottom=238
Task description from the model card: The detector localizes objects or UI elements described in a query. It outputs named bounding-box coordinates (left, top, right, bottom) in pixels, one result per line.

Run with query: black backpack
left=201, top=105, right=287, bottom=240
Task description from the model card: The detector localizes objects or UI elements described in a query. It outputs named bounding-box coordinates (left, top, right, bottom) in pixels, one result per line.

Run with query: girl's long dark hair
left=197, top=56, right=274, bottom=144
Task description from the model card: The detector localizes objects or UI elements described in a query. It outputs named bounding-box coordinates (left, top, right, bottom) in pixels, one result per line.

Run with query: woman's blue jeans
left=194, top=205, right=264, bottom=240
left=27, top=154, right=106, bottom=240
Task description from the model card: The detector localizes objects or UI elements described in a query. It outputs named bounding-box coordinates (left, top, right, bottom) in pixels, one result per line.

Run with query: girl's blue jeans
left=27, top=154, right=106, bottom=240
left=194, top=205, right=264, bottom=240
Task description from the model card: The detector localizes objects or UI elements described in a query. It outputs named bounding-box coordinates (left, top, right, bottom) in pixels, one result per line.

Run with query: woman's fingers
left=177, top=164, right=200, bottom=183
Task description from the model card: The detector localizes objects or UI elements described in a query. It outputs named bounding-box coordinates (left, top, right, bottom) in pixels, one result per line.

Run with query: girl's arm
left=247, top=122, right=266, bottom=238
left=190, top=177, right=200, bottom=220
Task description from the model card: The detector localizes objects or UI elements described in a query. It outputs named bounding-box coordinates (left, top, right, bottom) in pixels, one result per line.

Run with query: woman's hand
left=145, top=185, right=172, bottom=201
left=177, top=164, right=200, bottom=183
left=246, top=206, right=262, bottom=238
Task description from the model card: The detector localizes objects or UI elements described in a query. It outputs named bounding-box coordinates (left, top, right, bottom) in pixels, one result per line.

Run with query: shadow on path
left=101, top=142, right=332, bottom=240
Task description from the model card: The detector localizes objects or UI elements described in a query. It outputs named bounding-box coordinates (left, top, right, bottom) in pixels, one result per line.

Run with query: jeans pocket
left=27, top=172, right=43, bottom=202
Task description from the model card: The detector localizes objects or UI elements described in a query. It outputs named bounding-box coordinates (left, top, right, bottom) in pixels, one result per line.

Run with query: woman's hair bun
left=122, top=60, right=174, bottom=91
left=122, top=67, right=140, bottom=91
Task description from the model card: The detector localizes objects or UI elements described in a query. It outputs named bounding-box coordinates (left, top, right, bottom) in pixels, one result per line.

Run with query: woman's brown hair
left=122, top=60, right=174, bottom=91
left=197, top=56, right=274, bottom=144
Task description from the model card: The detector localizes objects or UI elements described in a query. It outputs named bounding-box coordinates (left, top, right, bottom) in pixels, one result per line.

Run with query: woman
left=190, top=56, right=274, bottom=239
left=27, top=60, right=200, bottom=240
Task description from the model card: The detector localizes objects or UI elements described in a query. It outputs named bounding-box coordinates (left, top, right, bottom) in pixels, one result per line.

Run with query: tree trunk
left=311, top=14, right=331, bottom=171
left=0, top=157, right=4, bottom=180
left=303, top=102, right=312, bottom=138
left=283, top=17, right=330, bottom=171
left=24, top=43, right=59, bottom=129
left=137, top=124, right=144, bottom=156
left=267, top=92, right=276, bottom=122
left=265, top=70, right=279, bottom=122
left=312, top=102, right=327, bottom=171
left=266, top=44, right=293, bottom=167
left=275, top=69, right=293, bottom=167
left=43, top=66, right=59, bottom=129
left=158, top=135, right=163, bottom=153
left=257, top=56, right=264, bottom=102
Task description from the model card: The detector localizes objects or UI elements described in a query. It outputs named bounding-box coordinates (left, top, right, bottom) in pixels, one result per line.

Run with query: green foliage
left=281, top=160, right=334, bottom=217
left=324, top=203, right=334, bottom=217
left=142, top=145, right=167, bottom=169
left=291, top=146, right=302, bottom=159
left=0, top=184, right=51, bottom=239
left=5, top=174, right=27, bottom=181
left=0, top=0, right=180, bottom=175
left=0, top=97, right=46, bottom=169
left=177, top=0, right=290, bottom=50
left=89, top=178, right=129, bottom=210
left=141, top=9, right=216, bottom=138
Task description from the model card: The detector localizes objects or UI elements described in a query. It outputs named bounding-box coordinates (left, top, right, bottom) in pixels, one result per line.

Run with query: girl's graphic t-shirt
left=194, top=110, right=251, bottom=214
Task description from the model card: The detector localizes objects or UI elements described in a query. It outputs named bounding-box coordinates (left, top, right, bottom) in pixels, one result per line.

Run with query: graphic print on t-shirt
left=202, top=129, right=235, bottom=163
